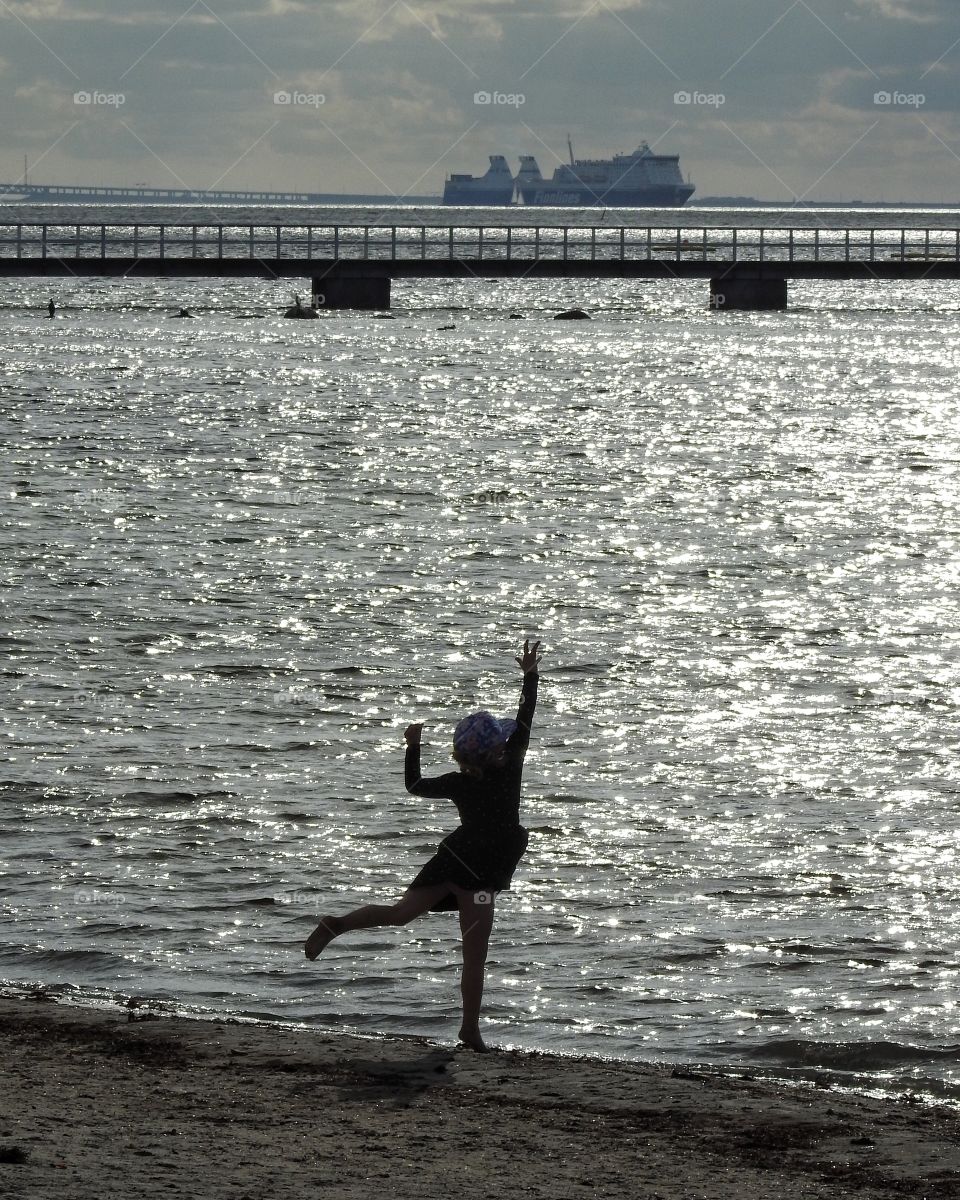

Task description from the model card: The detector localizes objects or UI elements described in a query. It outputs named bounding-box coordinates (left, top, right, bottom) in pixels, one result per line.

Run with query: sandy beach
left=1, top=996, right=959, bottom=1199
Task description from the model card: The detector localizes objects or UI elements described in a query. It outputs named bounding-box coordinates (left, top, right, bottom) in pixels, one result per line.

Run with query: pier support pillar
left=710, top=270, right=787, bottom=311
left=313, top=273, right=391, bottom=310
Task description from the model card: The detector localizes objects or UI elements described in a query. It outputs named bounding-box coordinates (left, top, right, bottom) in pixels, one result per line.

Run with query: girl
left=304, top=638, right=542, bottom=1052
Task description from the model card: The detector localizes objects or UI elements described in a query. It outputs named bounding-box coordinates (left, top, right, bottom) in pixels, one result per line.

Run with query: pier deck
left=2, top=222, right=959, bottom=308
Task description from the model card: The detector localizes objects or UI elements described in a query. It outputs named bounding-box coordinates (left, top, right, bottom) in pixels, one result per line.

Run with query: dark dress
left=405, top=671, right=538, bottom=911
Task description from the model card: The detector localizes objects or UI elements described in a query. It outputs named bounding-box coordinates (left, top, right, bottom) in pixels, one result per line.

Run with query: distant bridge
left=1, top=221, right=959, bottom=309
left=0, top=181, right=439, bottom=206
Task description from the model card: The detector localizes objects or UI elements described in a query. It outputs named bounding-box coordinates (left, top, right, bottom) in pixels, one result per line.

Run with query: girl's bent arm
left=405, top=743, right=463, bottom=798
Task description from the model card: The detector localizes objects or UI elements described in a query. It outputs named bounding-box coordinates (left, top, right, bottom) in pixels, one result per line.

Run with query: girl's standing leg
left=305, top=882, right=452, bottom=960
left=454, top=886, right=496, bottom=1052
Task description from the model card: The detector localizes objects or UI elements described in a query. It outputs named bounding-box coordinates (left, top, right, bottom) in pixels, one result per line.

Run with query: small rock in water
left=283, top=294, right=319, bottom=319
left=554, top=308, right=591, bottom=320
left=508, top=312, right=525, bottom=319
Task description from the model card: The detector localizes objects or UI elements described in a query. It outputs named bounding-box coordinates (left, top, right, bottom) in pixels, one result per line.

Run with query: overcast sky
left=1, top=0, right=958, bottom=201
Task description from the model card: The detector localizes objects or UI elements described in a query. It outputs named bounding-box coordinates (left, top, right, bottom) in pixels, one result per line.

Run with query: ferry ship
left=441, top=140, right=695, bottom=207
left=441, top=154, right=515, bottom=206
left=516, top=140, right=695, bottom=207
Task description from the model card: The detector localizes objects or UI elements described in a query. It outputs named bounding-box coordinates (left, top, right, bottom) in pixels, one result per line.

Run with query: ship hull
left=517, top=183, right=695, bottom=207
left=442, top=186, right=515, bottom=206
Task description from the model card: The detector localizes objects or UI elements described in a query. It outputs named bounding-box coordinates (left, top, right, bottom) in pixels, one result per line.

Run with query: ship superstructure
left=442, top=154, right=515, bottom=205
left=516, top=141, right=694, bottom=207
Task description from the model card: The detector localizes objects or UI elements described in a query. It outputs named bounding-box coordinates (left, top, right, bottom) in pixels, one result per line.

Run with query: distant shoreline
left=1, top=185, right=957, bottom=211
left=698, top=197, right=960, bottom=209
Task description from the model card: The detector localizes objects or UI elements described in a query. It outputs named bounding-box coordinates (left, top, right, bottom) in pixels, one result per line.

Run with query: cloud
left=852, top=0, right=943, bottom=22
left=2, top=0, right=960, bottom=200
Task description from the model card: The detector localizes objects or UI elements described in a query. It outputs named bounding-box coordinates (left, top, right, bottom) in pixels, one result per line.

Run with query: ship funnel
left=517, top=155, right=544, bottom=182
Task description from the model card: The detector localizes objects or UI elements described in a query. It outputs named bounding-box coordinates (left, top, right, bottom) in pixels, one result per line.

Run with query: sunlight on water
left=2, top=265, right=960, bottom=1099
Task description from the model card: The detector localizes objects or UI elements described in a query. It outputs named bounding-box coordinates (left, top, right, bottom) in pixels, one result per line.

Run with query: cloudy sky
left=1, top=0, right=958, bottom=202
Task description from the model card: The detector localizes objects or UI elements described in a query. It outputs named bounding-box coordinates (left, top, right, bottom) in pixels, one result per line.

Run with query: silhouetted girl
left=305, top=639, right=542, bottom=1052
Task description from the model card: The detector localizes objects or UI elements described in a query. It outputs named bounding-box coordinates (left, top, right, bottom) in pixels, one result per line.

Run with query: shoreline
left=2, top=996, right=960, bottom=1199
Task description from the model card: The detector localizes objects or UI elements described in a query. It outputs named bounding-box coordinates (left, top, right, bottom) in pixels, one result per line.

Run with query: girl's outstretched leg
left=304, top=913, right=342, bottom=961
left=454, top=887, right=496, bottom=1052
left=304, top=883, right=451, bottom=960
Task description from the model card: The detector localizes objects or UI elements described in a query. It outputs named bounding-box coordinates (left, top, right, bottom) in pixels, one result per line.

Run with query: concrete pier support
left=313, top=272, right=391, bottom=310
left=710, top=270, right=787, bottom=311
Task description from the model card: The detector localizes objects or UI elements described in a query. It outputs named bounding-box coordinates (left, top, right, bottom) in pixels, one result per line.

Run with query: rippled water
left=2, top=216, right=960, bottom=1100
left=8, top=200, right=960, bottom=228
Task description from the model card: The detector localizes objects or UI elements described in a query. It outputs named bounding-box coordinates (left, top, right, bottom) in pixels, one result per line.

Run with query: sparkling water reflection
left=1, top=265, right=959, bottom=1100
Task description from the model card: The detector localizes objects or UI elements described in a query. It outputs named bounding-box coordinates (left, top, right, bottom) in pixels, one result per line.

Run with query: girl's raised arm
left=515, top=638, right=542, bottom=676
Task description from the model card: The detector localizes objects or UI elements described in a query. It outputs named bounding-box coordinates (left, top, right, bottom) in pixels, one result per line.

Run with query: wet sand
left=1, top=996, right=959, bottom=1199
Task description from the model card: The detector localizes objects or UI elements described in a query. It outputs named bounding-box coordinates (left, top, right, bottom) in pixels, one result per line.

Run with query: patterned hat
left=453, top=710, right=518, bottom=764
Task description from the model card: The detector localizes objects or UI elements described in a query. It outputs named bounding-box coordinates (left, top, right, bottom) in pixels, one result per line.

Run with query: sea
left=2, top=202, right=959, bottom=1104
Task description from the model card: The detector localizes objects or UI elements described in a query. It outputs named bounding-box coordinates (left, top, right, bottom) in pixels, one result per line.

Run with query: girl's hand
left=515, top=638, right=543, bottom=674
left=404, top=722, right=424, bottom=747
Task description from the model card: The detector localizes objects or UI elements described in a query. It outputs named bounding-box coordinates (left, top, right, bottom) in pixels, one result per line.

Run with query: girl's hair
left=453, top=750, right=485, bottom=777
left=452, top=745, right=505, bottom=778
left=452, top=710, right=514, bottom=776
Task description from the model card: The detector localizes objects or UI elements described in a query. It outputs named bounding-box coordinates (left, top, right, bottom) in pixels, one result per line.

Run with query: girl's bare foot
left=458, top=1025, right=490, bottom=1053
left=304, top=915, right=340, bottom=961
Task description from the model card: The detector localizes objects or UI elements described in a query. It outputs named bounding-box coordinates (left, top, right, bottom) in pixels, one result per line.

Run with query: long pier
left=2, top=222, right=960, bottom=309
left=0, top=182, right=440, bottom=205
